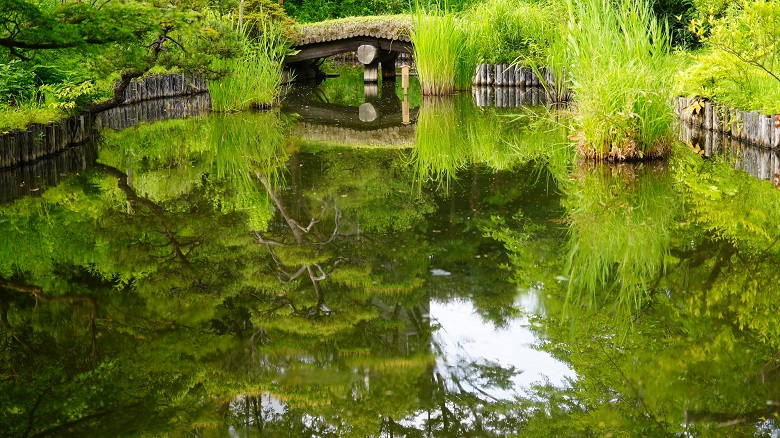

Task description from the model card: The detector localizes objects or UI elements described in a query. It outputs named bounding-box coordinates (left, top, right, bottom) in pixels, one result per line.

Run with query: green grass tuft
left=566, top=0, right=676, bottom=161
left=411, top=6, right=468, bottom=95
left=209, top=19, right=291, bottom=112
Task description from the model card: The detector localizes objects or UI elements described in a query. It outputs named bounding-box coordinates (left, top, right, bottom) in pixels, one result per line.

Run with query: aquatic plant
left=411, top=6, right=468, bottom=95
left=209, top=18, right=291, bottom=111
left=566, top=0, right=675, bottom=160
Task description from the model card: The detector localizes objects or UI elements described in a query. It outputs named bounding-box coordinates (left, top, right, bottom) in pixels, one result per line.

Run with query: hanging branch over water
left=88, top=26, right=178, bottom=113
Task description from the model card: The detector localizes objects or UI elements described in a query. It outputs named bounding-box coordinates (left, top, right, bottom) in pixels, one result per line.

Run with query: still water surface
left=2, top=73, right=780, bottom=437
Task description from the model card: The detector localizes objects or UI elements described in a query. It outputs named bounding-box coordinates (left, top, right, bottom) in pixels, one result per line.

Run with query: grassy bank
left=0, top=1, right=295, bottom=132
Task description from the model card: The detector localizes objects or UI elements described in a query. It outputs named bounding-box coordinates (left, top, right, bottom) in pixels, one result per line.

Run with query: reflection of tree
left=489, top=151, right=780, bottom=436
left=2, top=107, right=589, bottom=436
left=255, top=174, right=339, bottom=317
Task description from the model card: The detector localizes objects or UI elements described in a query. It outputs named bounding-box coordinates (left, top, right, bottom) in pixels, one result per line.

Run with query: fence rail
left=675, top=97, right=780, bottom=150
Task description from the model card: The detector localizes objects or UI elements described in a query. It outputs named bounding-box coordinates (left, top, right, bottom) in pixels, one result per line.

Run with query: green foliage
left=488, top=145, right=780, bottom=435
left=40, top=79, right=107, bottom=112
left=677, top=0, right=780, bottom=114
left=566, top=0, right=676, bottom=160
left=462, top=0, right=565, bottom=65
left=282, top=0, right=478, bottom=22
left=0, top=60, right=36, bottom=104
left=411, top=6, right=468, bottom=95
left=208, top=14, right=292, bottom=111
left=651, top=0, right=697, bottom=48
left=0, top=0, right=288, bottom=122
left=672, top=144, right=780, bottom=252
left=242, top=0, right=298, bottom=40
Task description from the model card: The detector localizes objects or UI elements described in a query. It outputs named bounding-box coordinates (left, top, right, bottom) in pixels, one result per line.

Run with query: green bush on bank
left=462, top=0, right=565, bottom=66
left=0, top=0, right=296, bottom=130
left=677, top=0, right=780, bottom=115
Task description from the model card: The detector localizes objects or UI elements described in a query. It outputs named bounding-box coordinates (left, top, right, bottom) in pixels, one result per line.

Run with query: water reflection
left=493, top=152, right=780, bottom=434
left=4, top=74, right=780, bottom=436
left=680, top=122, right=780, bottom=182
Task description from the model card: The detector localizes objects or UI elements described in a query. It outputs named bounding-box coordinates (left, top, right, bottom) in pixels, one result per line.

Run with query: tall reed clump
left=411, top=6, right=471, bottom=95
left=209, top=19, right=291, bottom=111
left=566, top=0, right=675, bottom=161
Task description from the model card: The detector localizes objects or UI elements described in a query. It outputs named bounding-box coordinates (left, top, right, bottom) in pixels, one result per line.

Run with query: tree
left=0, top=0, right=240, bottom=111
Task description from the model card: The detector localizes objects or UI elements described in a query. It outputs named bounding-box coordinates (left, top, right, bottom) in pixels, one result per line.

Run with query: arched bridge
left=286, top=16, right=414, bottom=83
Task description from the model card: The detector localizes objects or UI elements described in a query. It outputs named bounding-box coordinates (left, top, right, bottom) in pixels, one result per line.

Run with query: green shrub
left=242, top=0, right=298, bottom=40
left=566, top=0, right=675, bottom=161
left=677, top=0, right=780, bottom=114
left=462, top=0, right=564, bottom=65
left=0, top=60, right=37, bottom=105
left=40, top=80, right=106, bottom=113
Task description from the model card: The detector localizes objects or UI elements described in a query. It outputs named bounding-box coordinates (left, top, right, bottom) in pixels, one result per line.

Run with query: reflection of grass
left=413, top=96, right=467, bottom=189
left=413, top=95, right=574, bottom=190
left=563, top=163, right=677, bottom=327
left=208, top=111, right=291, bottom=229
left=313, top=66, right=366, bottom=106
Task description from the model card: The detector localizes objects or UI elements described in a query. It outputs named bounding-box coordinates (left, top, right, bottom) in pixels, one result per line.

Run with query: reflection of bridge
left=287, top=17, right=413, bottom=83
left=283, top=83, right=417, bottom=147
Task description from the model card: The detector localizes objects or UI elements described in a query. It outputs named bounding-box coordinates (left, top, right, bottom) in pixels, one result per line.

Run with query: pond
left=2, top=70, right=780, bottom=437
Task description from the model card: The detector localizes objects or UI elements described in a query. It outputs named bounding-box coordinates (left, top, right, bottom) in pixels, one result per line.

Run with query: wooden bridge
left=287, top=16, right=414, bottom=83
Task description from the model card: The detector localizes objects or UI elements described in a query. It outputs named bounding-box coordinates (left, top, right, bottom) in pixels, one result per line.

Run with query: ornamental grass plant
left=566, top=0, right=675, bottom=161
left=209, top=18, right=291, bottom=111
left=411, top=6, right=470, bottom=95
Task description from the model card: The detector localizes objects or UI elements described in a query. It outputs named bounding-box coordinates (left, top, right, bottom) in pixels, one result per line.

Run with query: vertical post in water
left=401, top=64, right=410, bottom=95
left=381, top=54, right=397, bottom=82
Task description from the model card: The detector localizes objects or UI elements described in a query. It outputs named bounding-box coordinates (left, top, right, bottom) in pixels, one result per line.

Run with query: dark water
left=2, top=73, right=780, bottom=437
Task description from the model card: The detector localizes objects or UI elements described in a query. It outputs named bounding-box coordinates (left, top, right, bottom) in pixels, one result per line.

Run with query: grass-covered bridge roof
left=295, top=15, right=413, bottom=46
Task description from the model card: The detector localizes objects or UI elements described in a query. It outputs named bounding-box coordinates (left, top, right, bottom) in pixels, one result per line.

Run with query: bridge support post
left=381, top=54, right=398, bottom=82
left=357, top=44, right=382, bottom=83
left=364, top=62, right=380, bottom=83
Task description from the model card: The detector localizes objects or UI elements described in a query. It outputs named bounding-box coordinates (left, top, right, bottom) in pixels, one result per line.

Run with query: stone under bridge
left=286, top=16, right=414, bottom=83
